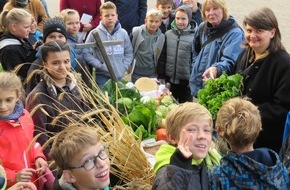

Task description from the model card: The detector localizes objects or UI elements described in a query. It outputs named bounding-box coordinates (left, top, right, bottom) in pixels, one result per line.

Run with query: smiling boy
left=50, top=125, right=110, bottom=190
left=153, top=102, right=220, bottom=190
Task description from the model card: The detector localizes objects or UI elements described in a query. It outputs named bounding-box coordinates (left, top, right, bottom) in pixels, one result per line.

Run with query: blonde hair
left=216, top=97, right=262, bottom=148
left=146, top=9, right=163, bottom=19
left=0, top=71, right=23, bottom=98
left=201, top=0, right=229, bottom=20
left=0, top=8, right=31, bottom=34
left=100, top=1, right=117, bottom=16
left=49, top=124, right=100, bottom=170
left=59, top=8, right=79, bottom=22
left=166, top=102, right=213, bottom=143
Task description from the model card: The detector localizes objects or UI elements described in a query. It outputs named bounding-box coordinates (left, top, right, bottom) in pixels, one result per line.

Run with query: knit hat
left=43, top=17, right=67, bottom=42
left=176, top=5, right=192, bottom=24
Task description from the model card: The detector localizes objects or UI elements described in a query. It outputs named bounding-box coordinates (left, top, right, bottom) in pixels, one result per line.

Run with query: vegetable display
left=197, top=72, right=243, bottom=120
left=102, top=79, right=177, bottom=140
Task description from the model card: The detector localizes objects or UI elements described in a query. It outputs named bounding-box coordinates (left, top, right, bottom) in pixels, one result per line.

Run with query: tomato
left=156, top=128, right=167, bottom=142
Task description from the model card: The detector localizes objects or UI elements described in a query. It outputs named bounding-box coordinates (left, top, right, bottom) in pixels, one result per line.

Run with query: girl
left=59, top=9, right=91, bottom=85
left=0, top=8, right=38, bottom=81
left=26, top=40, right=89, bottom=157
left=0, top=71, right=48, bottom=189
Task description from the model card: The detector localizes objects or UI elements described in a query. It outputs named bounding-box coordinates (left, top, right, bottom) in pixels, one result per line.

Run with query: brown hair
left=243, top=7, right=285, bottom=52
left=156, top=0, right=173, bottom=6
left=100, top=1, right=117, bottom=16
left=49, top=124, right=101, bottom=170
left=216, top=97, right=262, bottom=148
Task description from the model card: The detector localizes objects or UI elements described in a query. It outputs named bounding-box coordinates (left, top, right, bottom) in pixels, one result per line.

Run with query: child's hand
left=35, top=157, right=48, bottom=174
left=177, top=129, right=193, bottom=158
left=8, top=182, right=36, bottom=190
left=16, top=168, right=35, bottom=182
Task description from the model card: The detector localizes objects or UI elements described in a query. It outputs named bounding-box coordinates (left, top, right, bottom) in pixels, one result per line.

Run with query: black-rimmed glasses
left=67, top=146, right=109, bottom=171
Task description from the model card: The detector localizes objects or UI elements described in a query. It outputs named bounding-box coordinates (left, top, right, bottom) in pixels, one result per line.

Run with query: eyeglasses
left=67, top=146, right=109, bottom=171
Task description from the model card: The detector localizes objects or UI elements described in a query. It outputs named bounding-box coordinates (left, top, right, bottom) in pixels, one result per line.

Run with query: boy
left=182, top=0, right=203, bottom=25
left=83, top=2, right=133, bottom=88
left=153, top=102, right=221, bottom=190
left=49, top=125, right=110, bottom=189
left=209, top=97, right=290, bottom=189
left=156, top=0, right=175, bottom=34
left=130, top=9, right=165, bottom=83
left=157, top=5, right=196, bottom=103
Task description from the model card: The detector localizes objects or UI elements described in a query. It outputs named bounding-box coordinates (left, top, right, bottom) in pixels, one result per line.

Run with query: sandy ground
left=47, top=0, right=290, bottom=51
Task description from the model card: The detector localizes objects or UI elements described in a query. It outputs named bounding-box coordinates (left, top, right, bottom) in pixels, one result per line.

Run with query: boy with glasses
left=50, top=125, right=110, bottom=190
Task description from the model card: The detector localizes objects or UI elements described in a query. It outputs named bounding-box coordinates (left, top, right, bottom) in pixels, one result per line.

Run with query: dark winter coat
left=235, top=49, right=290, bottom=152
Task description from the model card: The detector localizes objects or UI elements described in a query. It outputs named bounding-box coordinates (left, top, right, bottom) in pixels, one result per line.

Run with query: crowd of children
left=1, top=0, right=290, bottom=189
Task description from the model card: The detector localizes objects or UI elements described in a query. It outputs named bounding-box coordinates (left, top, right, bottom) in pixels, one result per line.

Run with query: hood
left=220, top=149, right=289, bottom=188
left=99, top=21, right=121, bottom=36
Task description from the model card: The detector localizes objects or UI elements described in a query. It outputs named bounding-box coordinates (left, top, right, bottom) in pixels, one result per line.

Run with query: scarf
left=0, top=100, right=24, bottom=121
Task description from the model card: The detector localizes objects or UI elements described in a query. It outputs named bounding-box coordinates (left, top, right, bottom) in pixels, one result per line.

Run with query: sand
left=47, top=0, right=290, bottom=51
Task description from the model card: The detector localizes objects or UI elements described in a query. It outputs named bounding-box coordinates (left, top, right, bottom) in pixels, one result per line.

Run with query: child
left=30, top=16, right=43, bottom=43
left=0, top=71, right=49, bottom=189
left=130, top=9, right=165, bottom=83
left=59, top=9, right=91, bottom=86
left=182, top=0, right=203, bottom=25
left=153, top=102, right=221, bottom=189
left=25, top=17, right=80, bottom=93
left=50, top=125, right=110, bottom=190
left=0, top=8, right=37, bottom=81
left=157, top=5, right=196, bottom=103
left=209, top=97, right=290, bottom=189
left=83, top=1, right=133, bottom=88
left=156, top=0, right=175, bottom=34
left=26, top=40, right=88, bottom=157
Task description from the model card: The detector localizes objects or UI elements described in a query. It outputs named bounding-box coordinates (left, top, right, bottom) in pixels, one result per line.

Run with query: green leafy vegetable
left=198, top=72, right=243, bottom=120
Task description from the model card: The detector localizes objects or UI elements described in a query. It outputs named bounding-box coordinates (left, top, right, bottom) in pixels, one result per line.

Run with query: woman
left=235, top=7, right=290, bottom=152
left=189, top=0, right=244, bottom=97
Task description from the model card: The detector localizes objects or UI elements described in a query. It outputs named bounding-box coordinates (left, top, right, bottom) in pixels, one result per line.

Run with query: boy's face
left=175, top=10, right=189, bottom=30
left=156, top=4, right=173, bottom=19
left=180, top=117, right=212, bottom=160
left=65, top=143, right=110, bottom=189
left=100, top=9, right=118, bottom=29
left=65, top=13, right=80, bottom=36
left=0, top=89, right=19, bottom=118
left=45, top=32, right=67, bottom=43
left=43, top=51, right=71, bottom=82
left=145, top=15, right=162, bottom=34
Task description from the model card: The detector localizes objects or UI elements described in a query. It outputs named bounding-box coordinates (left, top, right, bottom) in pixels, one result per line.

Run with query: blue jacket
left=83, top=22, right=133, bottom=80
left=208, top=148, right=290, bottom=189
left=189, top=16, right=244, bottom=97
left=104, top=0, right=147, bottom=35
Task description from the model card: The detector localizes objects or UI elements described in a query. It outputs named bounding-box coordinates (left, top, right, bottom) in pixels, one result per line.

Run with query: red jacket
left=0, top=109, right=46, bottom=188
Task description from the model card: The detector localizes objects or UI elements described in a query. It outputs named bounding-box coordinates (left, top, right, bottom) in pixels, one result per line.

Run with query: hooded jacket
left=83, top=21, right=133, bottom=80
left=0, top=110, right=46, bottom=188
left=208, top=148, right=290, bottom=189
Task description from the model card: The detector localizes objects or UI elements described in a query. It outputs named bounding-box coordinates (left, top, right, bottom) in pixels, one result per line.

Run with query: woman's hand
left=202, top=67, right=218, bottom=81
left=83, top=23, right=93, bottom=32
left=177, top=129, right=193, bottom=158
left=35, top=157, right=48, bottom=175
